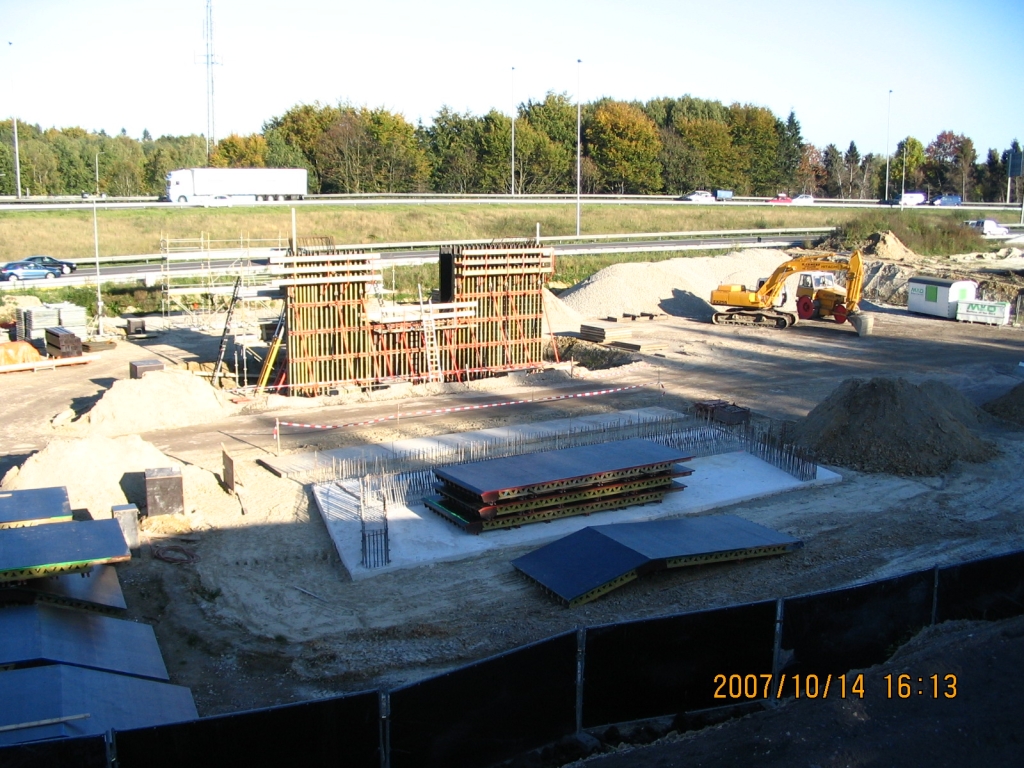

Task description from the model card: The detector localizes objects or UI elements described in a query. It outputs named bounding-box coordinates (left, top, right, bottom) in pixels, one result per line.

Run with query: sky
left=3, top=0, right=1022, bottom=157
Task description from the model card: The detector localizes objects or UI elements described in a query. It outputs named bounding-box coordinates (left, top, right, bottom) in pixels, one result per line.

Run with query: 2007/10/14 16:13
left=712, top=672, right=958, bottom=700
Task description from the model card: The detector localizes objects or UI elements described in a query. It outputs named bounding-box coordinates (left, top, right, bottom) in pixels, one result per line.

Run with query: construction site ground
left=3, top=246, right=1024, bottom=763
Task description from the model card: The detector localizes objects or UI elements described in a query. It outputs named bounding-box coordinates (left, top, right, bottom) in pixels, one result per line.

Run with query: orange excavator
left=709, top=251, right=864, bottom=328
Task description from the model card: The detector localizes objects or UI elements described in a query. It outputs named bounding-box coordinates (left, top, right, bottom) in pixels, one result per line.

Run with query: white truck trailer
left=165, top=168, right=307, bottom=204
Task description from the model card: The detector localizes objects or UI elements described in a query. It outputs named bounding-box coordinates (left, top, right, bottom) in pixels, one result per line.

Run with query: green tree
left=892, top=136, right=926, bottom=192
left=522, top=92, right=577, bottom=156
left=263, top=102, right=341, bottom=192
left=821, top=144, right=843, bottom=198
left=667, top=117, right=742, bottom=193
left=512, top=118, right=571, bottom=193
left=842, top=141, right=861, bottom=198
left=776, top=111, right=803, bottom=192
left=264, top=127, right=309, bottom=170
left=588, top=101, right=662, bottom=193
left=211, top=133, right=269, bottom=167
left=419, top=107, right=482, bottom=193
left=977, top=148, right=1006, bottom=202
left=727, top=104, right=781, bottom=195
left=364, top=108, right=428, bottom=192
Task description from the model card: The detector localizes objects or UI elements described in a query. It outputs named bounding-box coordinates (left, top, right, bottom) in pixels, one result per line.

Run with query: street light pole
left=94, top=152, right=103, bottom=196
left=8, top=42, right=21, bottom=199
left=92, top=199, right=104, bottom=337
left=901, top=141, right=907, bottom=203
left=510, top=66, right=515, bottom=196
left=884, top=89, right=892, bottom=201
left=576, top=58, right=582, bottom=237
left=12, top=116, right=20, bottom=198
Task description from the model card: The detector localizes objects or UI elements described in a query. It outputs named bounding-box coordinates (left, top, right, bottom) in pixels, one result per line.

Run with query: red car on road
left=767, top=194, right=792, bottom=204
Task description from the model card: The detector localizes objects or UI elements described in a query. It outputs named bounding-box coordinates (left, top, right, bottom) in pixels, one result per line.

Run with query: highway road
left=1, top=193, right=1022, bottom=213
left=0, top=230, right=829, bottom=291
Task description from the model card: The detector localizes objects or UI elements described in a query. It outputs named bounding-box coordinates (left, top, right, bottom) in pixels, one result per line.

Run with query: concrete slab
left=313, top=451, right=841, bottom=581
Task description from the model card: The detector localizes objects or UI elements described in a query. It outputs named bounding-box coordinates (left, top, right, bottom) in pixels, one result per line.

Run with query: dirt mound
left=559, top=250, right=793, bottom=320
left=983, top=382, right=1024, bottom=426
left=85, top=368, right=238, bottom=437
left=918, top=380, right=988, bottom=427
left=860, top=259, right=914, bottom=305
left=865, top=231, right=919, bottom=262
left=791, top=377, right=995, bottom=475
left=1, top=435, right=179, bottom=518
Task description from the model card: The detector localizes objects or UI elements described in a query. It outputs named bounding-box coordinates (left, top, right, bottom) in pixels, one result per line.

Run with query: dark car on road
left=931, top=194, right=962, bottom=206
left=0, top=261, right=62, bottom=281
left=23, top=255, right=77, bottom=274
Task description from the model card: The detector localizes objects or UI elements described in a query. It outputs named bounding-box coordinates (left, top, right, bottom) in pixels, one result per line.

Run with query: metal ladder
left=418, top=285, right=441, bottom=382
left=212, top=276, right=244, bottom=387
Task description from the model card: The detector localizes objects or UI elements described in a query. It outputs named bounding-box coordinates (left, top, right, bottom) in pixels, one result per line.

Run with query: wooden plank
left=0, top=354, right=99, bottom=375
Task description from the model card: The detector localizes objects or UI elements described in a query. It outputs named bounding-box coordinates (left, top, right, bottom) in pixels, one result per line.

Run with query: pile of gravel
left=791, top=377, right=995, bottom=476
left=558, top=250, right=794, bottom=320
left=983, top=382, right=1024, bottom=426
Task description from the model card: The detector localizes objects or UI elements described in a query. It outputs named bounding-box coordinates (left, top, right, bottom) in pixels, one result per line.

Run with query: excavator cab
left=795, top=272, right=848, bottom=321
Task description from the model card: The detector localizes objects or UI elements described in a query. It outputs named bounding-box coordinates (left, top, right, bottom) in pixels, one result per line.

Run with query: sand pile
left=559, top=250, right=793, bottom=320
left=983, top=382, right=1024, bottom=426
left=1, top=435, right=180, bottom=517
left=865, top=231, right=919, bottom=262
left=791, top=378, right=995, bottom=475
left=541, top=287, right=583, bottom=334
left=86, top=368, right=238, bottom=437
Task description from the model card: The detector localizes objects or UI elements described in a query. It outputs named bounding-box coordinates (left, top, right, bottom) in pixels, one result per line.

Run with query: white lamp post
left=510, top=66, right=515, bottom=196
left=94, top=152, right=103, bottom=196
left=884, top=89, right=892, bottom=201
left=8, top=42, right=21, bottom=199
left=576, top=58, right=582, bottom=237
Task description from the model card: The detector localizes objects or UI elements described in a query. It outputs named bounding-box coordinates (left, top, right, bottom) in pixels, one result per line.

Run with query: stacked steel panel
left=278, top=241, right=554, bottom=394
left=45, top=327, right=83, bottom=358
left=0, top=487, right=197, bottom=744
left=424, top=438, right=693, bottom=534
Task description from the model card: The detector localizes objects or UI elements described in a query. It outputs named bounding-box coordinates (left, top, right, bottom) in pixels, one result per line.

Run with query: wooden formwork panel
left=283, top=245, right=552, bottom=392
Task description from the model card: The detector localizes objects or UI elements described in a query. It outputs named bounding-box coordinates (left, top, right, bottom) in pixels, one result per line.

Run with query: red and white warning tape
left=274, top=385, right=644, bottom=433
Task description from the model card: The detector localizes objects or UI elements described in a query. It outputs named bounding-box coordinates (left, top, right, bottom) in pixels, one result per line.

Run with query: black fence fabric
left=115, top=690, right=380, bottom=768
left=0, top=735, right=107, bottom=768
left=780, top=569, right=934, bottom=676
left=936, top=550, right=1024, bottom=623
left=582, top=601, right=777, bottom=728
left=9, top=549, right=1024, bottom=768
left=388, top=632, right=577, bottom=768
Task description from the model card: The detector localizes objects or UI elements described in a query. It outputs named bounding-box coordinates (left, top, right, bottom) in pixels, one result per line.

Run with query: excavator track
left=711, top=309, right=797, bottom=329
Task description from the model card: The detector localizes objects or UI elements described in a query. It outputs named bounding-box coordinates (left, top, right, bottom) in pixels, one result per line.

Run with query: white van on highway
left=966, top=219, right=1010, bottom=236
left=899, top=192, right=926, bottom=206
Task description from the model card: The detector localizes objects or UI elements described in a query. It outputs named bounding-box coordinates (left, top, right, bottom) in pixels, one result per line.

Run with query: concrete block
left=144, top=467, right=184, bottom=517
left=130, top=360, right=164, bottom=379
left=111, top=504, right=140, bottom=552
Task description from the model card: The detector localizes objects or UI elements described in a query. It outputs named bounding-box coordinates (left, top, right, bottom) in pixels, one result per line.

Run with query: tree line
left=0, top=95, right=1020, bottom=202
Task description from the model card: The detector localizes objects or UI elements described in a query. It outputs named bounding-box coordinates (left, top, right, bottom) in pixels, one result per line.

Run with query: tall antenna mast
left=203, top=0, right=216, bottom=163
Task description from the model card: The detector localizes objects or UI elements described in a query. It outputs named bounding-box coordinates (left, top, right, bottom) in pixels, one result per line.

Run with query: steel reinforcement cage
left=277, top=242, right=554, bottom=395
